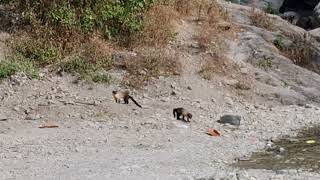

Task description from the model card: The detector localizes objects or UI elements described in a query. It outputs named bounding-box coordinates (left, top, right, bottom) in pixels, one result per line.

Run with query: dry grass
left=281, top=34, right=312, bottom=66
left=272, top=33, right=312, bottom=67
left=190, top=0, right=237, bottom=80
left=249, top=7, right=275, bottom=31
left=133, top=5, right=179, bottom=47
left=122, top=49, right=181, bottom=88
left=199, top=53, right=229, bottom=80
left=194, top=0, right=235, bottom=50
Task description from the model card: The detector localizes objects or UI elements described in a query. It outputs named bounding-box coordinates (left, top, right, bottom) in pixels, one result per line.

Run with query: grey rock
left=25, top=114, right=41, bottom=120
left=13, top=106, right=20, bottom=112
left=218, top=115, right=241, bottom=126
left=190, top=42, right=200, bottom=48
left=240, top=67, right=248, bottom=74
left=171, top=91, right=177, bottom=96
left=224, top=79, right=239, bottom=86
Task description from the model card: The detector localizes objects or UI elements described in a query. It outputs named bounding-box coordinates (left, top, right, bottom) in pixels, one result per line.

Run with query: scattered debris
left=58, top=99, right=97, bottom=106
left=39, top=123, right=59, bottom=129
left=25, top=114, right=41, bottom=120
left=306, top=140, right=316, bottom=144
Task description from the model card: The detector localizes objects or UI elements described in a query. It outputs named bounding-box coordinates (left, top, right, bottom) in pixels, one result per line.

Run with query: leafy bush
left=60, top=55, right=113, bottom=84
left=0, top=54, right=39, bottom=79
left=50, top=2, right=77, bottom=27
left=11, top=0, right=155, bottom=38
left=264, top=2, right=277, bottom=14
left=0, top=61, right=18, bottom=79
left=92, top=73, right=112, bottom=83
left=273, top=35, right=285, bottom=50
left=13, top=37, right=61, bottom=67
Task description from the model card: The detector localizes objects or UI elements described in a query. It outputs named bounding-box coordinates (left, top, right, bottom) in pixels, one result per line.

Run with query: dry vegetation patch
left=190, top=0, right=238, bottom=80
left=134, top=4, right=179, bottom=47
left=272, top=33, right=313, bottom=69
left=249, top=7, right=275, bottom=31
left=0, top=0, right=240, bottom=89
left=199, top=53, right=235, bottom=80
left=122, top=49, right=181, bottom=88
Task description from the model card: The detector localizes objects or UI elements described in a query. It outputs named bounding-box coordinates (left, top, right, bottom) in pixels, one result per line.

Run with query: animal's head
left=187, top=113, right=192, bottom=119
left=112, top=91, right=117, bottom=95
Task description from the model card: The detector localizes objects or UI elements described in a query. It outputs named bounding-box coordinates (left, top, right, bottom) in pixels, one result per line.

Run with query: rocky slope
left=1, top=1, right=320, bottom=180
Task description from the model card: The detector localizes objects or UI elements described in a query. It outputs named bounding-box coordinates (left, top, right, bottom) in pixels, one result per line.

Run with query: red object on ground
left=207, top=128, right=221, bottom=136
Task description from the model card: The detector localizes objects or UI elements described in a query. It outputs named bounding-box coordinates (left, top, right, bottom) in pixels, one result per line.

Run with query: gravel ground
left=1, top=1, right=320, bottom=179
left=0, top=73, right=320, bottom=180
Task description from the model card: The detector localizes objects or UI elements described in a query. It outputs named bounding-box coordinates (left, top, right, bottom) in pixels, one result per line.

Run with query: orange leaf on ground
left=206, top=128, right=221, bottom=136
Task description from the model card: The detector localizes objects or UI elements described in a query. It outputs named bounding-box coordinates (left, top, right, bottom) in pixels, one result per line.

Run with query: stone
left=224, top=79, right=239, bottom=86
left=240, top=67, right=248, bottom=74
left=13, top=106, right=20, bottom=112
left=0, top=115, right=7, bottom=121
left=225, top=97, right=234, bottom=105
left=218, top=115, right=241, bottom=126
left=171, top=91, right=177, bottom=96
left=25, top=113, right=41, bottom=120
left=190, top=42, right=200, bottom=48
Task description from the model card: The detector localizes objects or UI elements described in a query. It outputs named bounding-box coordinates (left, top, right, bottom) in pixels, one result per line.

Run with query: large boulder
left=219, top=0, right=320, bottom=105
left=279, top=0, right=319, bottom=15
left=313, top=1, right=320, bottom=24
left=278, top=0, right=320, bottom=29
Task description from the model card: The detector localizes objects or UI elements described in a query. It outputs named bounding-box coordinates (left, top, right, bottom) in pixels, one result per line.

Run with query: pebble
left=224, top=79, right=239, bottom=86
left=225, top=97, right=234, bottom=105
left=304, top=104, right=312, bottom=108
left=0, top=115, right=7, bottom=121
left=13, top=106, right=20, bottom=112
left=240, top=67, right=248, bottom=74
left=171, top=91, right=177, bottom=96
left=25, top=114, right=41, bottom=120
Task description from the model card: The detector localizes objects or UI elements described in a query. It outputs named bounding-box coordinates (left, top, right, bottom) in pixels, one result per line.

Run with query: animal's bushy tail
left=173, top=109, right=176, bottom=117
left=129, top=96, right=142, bottom=108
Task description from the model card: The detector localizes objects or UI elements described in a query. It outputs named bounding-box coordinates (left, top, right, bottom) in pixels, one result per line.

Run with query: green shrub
left=8, top=0, right=155, bottom=38
left=81, top=7, right=96, bottom=32
left=60, top=55, right=113, bottom=84
left=0, top=61, right=18, bottom=79
left=264, top=2, right=277, bottom=14
left=92, top=73, right=112, bottom=83
left=50, top=2, right=77, bottom=28
left=14, top=38, right=61, bottom=67
left=273, top=35, right=285, bottom=50
left=257, top=56, right=273, bottom=70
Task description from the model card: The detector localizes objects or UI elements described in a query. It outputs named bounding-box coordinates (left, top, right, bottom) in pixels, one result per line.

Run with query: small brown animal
left=173, top=108, right=192, bottom=122
left=112, top=90, right=142, bottom=108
